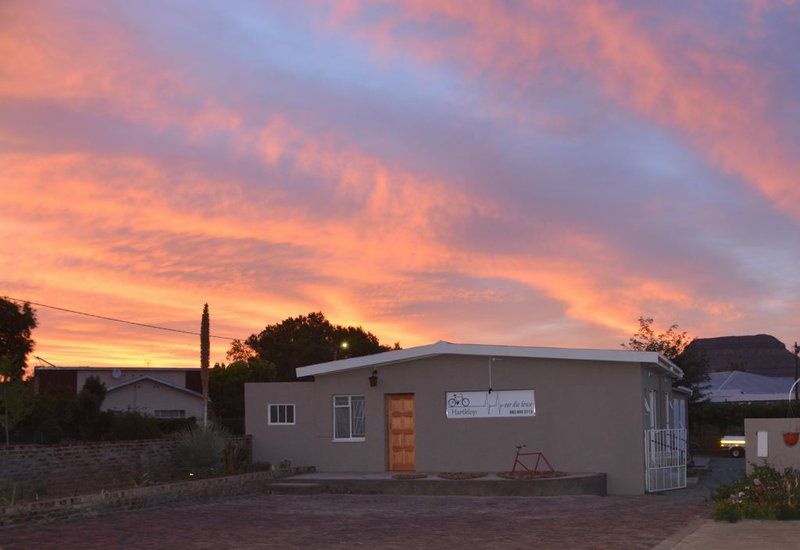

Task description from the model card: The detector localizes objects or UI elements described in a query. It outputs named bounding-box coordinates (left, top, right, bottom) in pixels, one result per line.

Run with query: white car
left=720, top=435, right=745, bottom=458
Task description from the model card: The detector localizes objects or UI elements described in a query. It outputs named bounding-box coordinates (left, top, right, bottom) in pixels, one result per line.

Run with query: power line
left=4, top=296, right=241, bottom=341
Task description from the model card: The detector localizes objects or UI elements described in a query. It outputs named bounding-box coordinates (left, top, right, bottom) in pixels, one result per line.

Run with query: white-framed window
left=268, top=404, right=295, bottom=425
left=153, top=409, right=186, bottom=419
left=645, top=390, right=657, bottom=430
left=333, top=395, right=365, bottom=441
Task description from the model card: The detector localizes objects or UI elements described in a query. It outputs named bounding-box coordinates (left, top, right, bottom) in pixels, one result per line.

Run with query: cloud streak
left=1, top=0, right=798, bottom=367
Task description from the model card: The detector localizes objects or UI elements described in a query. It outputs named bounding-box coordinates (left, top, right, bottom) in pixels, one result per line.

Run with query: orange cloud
left=2, top=1, right=785, bottom=367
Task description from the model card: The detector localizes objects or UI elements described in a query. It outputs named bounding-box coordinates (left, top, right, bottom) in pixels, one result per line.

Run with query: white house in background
left=34, top=366, right=205, bottom=419
left=704, top=370, right=795, bottom=402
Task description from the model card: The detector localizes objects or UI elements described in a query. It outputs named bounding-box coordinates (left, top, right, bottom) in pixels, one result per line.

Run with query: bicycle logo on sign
left=447, top=393, right=471, bottom=407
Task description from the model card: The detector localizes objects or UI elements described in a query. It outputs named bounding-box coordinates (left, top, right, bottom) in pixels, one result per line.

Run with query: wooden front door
left=386, top=394, right=416, bottom=471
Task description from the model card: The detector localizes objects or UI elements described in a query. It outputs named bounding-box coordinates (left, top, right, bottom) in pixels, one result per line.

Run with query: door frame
left=385, top=393, right=416, bottom=472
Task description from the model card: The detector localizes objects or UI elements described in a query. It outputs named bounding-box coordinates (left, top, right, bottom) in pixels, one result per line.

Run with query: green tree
left=245, top=312, right=399, bottom=381
left=201, top=303, right=210, bottom=427
left=0, top=297, right=38, bottom=381
left=226, top=339, right=256, bottom=363
left=209, top=357, right=277, bottom=419
left=622, top=316, right=710, bottom=401
left=0, top=377, right=34, bottom=445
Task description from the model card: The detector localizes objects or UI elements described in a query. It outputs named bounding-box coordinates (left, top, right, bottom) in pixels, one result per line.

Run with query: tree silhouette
left=0, top=297, right=38, bottom=381
left=244, top=312, right=399, bottom=381
left=201, top=303, right=210, bottom=427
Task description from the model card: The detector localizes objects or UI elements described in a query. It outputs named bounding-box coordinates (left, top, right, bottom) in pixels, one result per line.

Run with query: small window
left=268, top=404, right=295, bottom=425
left=333, top=395, right=365, bottom=441
left=153, top=409, right=186, bottom=419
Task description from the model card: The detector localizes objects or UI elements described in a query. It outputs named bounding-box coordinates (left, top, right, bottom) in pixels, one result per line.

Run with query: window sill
left=332, top=438, right=366, bottom=443
left=268, top=423, right=296, bottom=426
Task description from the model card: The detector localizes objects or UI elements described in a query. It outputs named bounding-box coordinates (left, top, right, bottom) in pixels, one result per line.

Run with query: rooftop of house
left=296, top=340, right=682, bottom=379
left=706, top=370, right=795, bottom=396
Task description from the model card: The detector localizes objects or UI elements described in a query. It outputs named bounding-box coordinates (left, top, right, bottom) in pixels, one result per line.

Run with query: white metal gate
left=644, top=428, right=687, bottom=492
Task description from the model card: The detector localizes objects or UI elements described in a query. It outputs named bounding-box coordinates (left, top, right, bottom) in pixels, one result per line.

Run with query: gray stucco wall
left=102, top=380, right=204, bottom=418
left=745, top=418, right=800, bottom=473
left=641, top=366, right=676, bottom=430
left=245, top=355, right=649, bottom=494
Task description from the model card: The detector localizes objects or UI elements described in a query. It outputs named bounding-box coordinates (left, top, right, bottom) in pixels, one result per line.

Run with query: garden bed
left=0, top=468, right=314, bottom=527
left=392, top=473, right=428, bottom=480
left=497, top=471, right=568, bottom=480
left=713, top=463, right=800, bottom=522
left=437, top=472, right=488, bottom=480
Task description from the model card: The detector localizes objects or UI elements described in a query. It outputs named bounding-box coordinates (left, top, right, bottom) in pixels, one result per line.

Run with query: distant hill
left=685, top=335, right=798, bottom=378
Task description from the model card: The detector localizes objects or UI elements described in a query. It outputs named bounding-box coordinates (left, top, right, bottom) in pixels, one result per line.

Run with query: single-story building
left=34, top=366, right=205, bottom=419
left=245, top=341, right=689, bottom=495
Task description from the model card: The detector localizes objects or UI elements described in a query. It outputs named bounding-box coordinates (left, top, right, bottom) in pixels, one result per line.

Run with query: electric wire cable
left=4, top=296, right=240, bottom=340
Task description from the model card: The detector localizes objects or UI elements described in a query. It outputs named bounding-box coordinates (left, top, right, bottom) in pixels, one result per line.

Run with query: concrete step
left=265, top=482, right=324, bottom=495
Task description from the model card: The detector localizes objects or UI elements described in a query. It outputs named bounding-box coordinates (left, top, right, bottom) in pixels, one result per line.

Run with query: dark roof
left=685, top=335, right=798, bottom=378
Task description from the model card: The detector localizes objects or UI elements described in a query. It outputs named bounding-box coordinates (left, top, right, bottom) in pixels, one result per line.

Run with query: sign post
left=445, top=389, right=535, bottom=419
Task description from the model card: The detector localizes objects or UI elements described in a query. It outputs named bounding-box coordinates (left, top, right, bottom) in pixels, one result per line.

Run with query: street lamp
left=334, top=341, right=349, bottom=361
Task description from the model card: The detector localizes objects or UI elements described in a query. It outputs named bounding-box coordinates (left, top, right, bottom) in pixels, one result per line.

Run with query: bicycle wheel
left=448, top=398, right=457, bottom=407
left=462, top=398, right=470, bottom=406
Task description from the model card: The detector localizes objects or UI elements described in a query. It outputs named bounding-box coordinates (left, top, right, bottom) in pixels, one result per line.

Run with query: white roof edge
left=296, top=341, right=683, bottom=379
left=106, top=375, right=205, bottom=399
left=674, top=385, right=693, bottom=396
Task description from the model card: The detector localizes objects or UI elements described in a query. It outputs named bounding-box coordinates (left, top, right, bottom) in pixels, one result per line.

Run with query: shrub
left=176, top=424, right=228, bottom=477
left=155, top=417, right=196, bottom=435
left=713, top=463, right=800, bottom=522
left=222, top=437, right=252, bottom=475
left=106, top=411, right=163, bottom=440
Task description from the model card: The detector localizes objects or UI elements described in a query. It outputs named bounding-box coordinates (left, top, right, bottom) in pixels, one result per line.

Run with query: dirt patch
left=392, top=473, right=428, bottom=480
left=437, top=472, right=488, bottom=480
left=497, top=471, right=568, bottom=480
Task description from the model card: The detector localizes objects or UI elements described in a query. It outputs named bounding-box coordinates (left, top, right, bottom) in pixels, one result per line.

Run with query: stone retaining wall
left=0, top=436, right=251, bottom=501
left=0, top=468, right=310, bottom=527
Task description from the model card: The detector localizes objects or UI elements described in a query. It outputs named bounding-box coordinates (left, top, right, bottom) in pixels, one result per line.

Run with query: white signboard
left=445, top=390, right=535, bottom=419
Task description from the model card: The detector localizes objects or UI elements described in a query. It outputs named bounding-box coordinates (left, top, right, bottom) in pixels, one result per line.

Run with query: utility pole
left=201, top=304, right=210, bottom=428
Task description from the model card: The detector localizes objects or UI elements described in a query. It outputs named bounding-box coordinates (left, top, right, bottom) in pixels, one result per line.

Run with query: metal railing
left=644, top=428, right=687, bottom=492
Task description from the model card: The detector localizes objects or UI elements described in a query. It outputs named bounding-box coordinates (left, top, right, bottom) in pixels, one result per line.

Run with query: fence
left=644, top=428, right=687, bottom=492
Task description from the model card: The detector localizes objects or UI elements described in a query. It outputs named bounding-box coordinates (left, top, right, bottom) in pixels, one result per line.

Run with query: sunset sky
left=1, top=1, right=799, bottom=368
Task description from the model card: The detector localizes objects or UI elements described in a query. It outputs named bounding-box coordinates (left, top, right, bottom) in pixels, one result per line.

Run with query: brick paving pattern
left=0, top=493, right=709, bottom=549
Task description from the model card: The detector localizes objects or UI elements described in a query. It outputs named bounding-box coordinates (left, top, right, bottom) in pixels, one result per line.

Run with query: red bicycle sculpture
left=511, top=443, right=555, bottom=474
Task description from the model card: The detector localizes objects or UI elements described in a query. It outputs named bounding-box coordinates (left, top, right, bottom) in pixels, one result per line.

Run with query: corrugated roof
left=705, top=370, right=795, bottom=402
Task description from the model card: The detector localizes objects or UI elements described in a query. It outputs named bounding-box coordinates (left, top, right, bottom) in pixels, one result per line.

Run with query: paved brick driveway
left=0, top=493, right=709, bottom=549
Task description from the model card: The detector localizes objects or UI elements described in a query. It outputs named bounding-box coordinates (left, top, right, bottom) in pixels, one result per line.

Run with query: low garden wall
left=0, top=467, right=311, bottom=527
left=0, top=436, right=251, bottom=501
left=744, top=418, right=800, bottom=473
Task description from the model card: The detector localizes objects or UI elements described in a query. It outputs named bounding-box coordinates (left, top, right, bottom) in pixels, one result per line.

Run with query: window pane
left=351, top=396, right=365, bottom=437
left=287, top=405, right=294, bottom=424
left=278, top=405, right=286, bottom=423
left=334, top=406, right=350, bottom=439
left=334, top=396, right=349, bottom=407
left=270, top=405, right=278, bottom=424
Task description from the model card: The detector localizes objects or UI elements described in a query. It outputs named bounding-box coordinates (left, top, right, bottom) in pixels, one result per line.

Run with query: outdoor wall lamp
left=369, top=369, right=378, bottom=387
